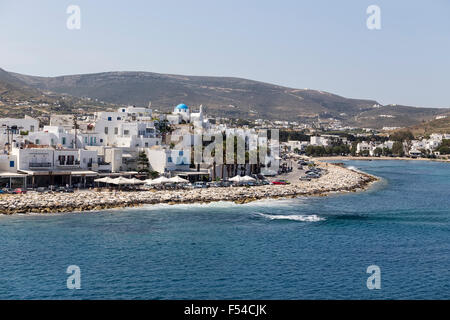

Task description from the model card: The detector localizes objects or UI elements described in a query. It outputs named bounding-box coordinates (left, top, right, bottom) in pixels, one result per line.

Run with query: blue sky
left=1, top=0, right=449, bottom=108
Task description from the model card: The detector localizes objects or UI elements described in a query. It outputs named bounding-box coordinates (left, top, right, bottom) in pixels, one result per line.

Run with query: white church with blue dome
left=167, top=103, right=205, bottom=126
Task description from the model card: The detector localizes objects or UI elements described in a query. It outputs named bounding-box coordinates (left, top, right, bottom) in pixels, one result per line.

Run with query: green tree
left=137, top=151, right=150, bottom=173
left=437, top=140, right=450, bottom=154
left=149, top=170, right=160, bottom=179
left=373, top=147, right=383, bottom=157
left=382, top=147, right=392, bottom=156
left=350, top=141, right=359, bottom=156
left=392, top=141, right=405, bottom=156
left=360, top=150, right=370, bottom=157
left=390, top=130, right=414, bottom=142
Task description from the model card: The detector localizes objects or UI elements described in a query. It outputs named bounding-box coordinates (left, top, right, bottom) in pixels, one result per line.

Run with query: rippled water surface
left=0, top=160, right=449, bottom=299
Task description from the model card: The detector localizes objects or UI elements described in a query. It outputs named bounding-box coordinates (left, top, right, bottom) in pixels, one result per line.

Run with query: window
left=145, top=142, right=148, bottom=147
left=35, top=139, right=40, bottom=144
left=84, top=137, right=88, bottom=143
left=114, top=127, right=118, bottom=134
left=168, top=157, right=173, bottom=163
left=100, top=139, right=103, bottom=143
left=124, top=130, right=129, bottom=136
left=62, top=137, right=66, bottom=145
left=122, top=109, right=125, bottom=112
left=117, top=117, right=121, bottom=121
left=104, top=127, right=109, bottom=134
left=30, top=126, right=35, bottom=132
left=179, top=150, right=183, bottom=156
left=94, top=137, right=97, bottom=143
left=9, top=161, right=14, bottom=168
left=108, top=117, right=112, bottom=121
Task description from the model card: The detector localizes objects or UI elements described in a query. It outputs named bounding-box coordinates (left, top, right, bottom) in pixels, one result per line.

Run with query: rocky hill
left=2, top=68, right=449, bottom=128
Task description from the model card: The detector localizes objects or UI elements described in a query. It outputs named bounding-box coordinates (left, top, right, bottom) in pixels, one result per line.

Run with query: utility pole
left=73, top=115, right=78, bottom=149
left=2, top=125, right=22, bottom=152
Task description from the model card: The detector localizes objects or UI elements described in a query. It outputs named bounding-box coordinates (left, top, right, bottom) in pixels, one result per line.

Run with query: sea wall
left=0, top=164, right=378, bottom=215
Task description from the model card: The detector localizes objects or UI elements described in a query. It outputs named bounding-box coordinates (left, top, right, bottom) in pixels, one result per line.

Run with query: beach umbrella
left=146, top=176, right=170, bottom=185
left=128, top=178, right=145, bottom=185
left=229, top=175, right=244, bottom=182
left=110, top=177, right=133, bottom=185
left=168, top=176, right=189, bottom=184
left=240, top=175, right=256, bottom=182
left=94, top=177, right=111, bottom=183
left=94, top=177, right=115, bottom=186
left=143, top=179, right=157, bottom=185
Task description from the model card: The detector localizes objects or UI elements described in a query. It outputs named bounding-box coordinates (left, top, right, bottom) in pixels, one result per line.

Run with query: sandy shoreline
left=0, top=162, right=379, bottom=215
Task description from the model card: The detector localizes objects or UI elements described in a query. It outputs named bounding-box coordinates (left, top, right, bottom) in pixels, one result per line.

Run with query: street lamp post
left=2, top=124, right=23, bottom=152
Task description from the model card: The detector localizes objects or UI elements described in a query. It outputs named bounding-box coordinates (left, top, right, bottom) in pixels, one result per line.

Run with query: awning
left=19, top=170, right=71, bottom=176
left=121, top=171, right=138, bottom=175
left=96, top=172, right=138, bottom=177
left=0, top=172, right=28, bottom=178
left=70, top=170, right=98, bottom=177
left=18, top=170, right=98, bottom=176
left=175, top=171, right=210, bottom=176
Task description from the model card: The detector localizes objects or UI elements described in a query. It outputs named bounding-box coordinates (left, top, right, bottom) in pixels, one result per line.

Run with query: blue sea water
left=0, top=160, right=449, bottom=299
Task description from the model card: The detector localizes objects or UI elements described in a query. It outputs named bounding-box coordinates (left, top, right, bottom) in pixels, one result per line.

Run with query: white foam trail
left=139, top=198, right=306, bottom=211
left=255, top=213, right=325, bottom=222
left=140, top=201, right=240, bottom=211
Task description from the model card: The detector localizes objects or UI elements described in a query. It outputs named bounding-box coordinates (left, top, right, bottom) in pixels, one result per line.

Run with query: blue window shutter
left=10, top=161, right=14, bottom=168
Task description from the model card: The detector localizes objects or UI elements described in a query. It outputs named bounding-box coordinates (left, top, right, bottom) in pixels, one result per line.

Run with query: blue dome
left=175, top=103, right=189, bottom=110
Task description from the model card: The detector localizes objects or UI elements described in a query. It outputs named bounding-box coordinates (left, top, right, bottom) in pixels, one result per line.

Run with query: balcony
left=29, top=162, right=52, bottom=168
left=87, top=161, right=98, bottom=169
left=56, top=160, right=80, bottom=168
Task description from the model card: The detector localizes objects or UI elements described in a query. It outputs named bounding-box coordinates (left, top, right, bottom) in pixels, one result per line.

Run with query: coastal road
left=272, top=164, right=305, bottom=185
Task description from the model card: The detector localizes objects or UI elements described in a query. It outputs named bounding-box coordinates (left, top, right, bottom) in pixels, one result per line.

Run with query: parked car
left=193, top=182, right=208, bottom=188
left=207, top=182, right=223, bottom=188
left=13, top=188, right=27, bottom=194
left=299, top=176, right=312, bottom=181
left=272, top=180, right=290, bottom=185
left=56, top=186, right=67, bottom=193
left=306, top=172, right=321, bottom=179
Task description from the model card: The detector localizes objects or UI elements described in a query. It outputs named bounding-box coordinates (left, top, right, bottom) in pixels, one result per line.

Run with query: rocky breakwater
left=0, top=164, right=378, bottom=215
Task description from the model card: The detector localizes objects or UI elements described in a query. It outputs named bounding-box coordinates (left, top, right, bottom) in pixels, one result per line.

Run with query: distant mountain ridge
left=2, top=68, right=449, bottom=128
left=0, top=68, right=42, bottom=100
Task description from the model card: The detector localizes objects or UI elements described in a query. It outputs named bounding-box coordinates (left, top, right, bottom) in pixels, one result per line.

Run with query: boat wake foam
left=255, top=213, right=325, bottom=222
